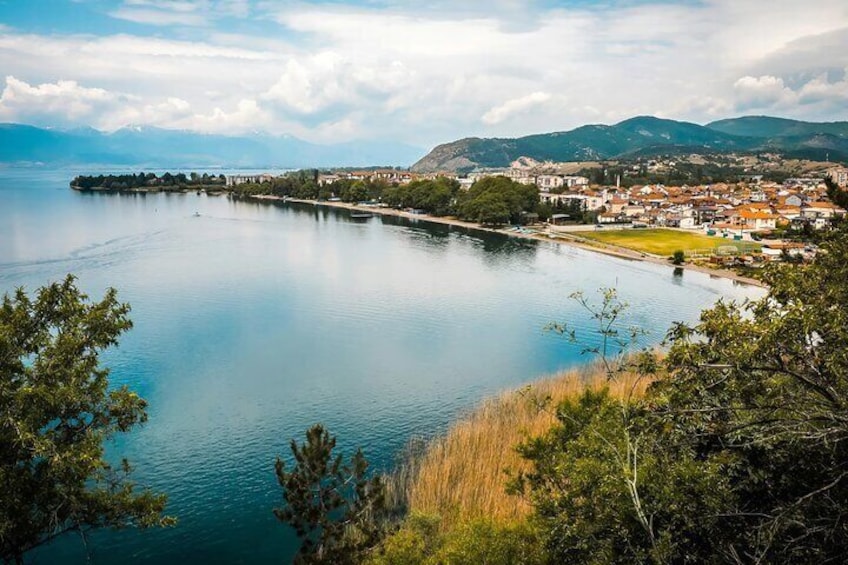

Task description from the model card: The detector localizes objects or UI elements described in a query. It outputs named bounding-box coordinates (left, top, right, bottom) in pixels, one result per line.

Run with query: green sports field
left=579, top=228, right=760, bottom=256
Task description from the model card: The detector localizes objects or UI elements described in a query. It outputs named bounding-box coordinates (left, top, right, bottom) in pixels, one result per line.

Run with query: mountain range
left=3, top=116, right=848, bottom=171
left=0, top=124, right=424, bottom=168
left=411, top=116, right=848, bottom=172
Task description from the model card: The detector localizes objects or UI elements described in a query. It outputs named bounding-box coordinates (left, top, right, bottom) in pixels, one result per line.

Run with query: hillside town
left=316, top=163, right=846, bottom=227
left=310, top=161, right=843, bottom=218
left=224, top=160, right=848, bottom=262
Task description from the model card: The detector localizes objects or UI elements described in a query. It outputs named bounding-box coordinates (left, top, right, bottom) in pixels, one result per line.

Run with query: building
left=536, top=175, right=564, bottom=191
left=827, top=167, right=848, bottom=187
left=226, top=174, right=276, bottom=187
left=737, top=209, right=778, bottom=231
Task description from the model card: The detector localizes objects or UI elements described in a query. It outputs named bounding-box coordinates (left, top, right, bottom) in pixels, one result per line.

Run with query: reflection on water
left=0, top=169, right=764, bottom=563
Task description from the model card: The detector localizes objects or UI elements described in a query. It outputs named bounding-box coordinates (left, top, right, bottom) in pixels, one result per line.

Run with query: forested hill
left=411, top=115, right=848, bottom=172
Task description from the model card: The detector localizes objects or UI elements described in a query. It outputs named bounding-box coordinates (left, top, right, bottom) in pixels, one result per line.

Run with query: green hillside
left=412, top=115, right=848, bottom=172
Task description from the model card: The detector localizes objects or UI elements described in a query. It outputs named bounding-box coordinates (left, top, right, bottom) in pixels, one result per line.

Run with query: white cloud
left=262, top=53, right=412, bottom=116
left=732, top=70, right=848, bottom=117
left=120, top=96, right=194, bottom=127
left=2, top=0, right=848, bottom=144
left=109, top=7, right=207, bottom=26
left=797, top=72, right=848, bottom=105
left=482, top=92, right=554, bottom=125
left=734, top=75, right=796, bottom=110
left=110, top=0, right=252, bottom=26
left=0, top=76, right=130, bottom=126
left=0, top=76, right=241, bottom=132
left=185, top=98, right=269, bottom=133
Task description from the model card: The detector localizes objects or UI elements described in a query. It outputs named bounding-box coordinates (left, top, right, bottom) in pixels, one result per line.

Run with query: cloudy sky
left=0, top=0, right=847, bottom=148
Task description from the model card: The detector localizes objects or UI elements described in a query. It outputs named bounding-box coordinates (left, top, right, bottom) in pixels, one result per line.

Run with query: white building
left=226, top=173, right=276, bottom=187
left=827, top=167, right=848, bottom=187
left=536, top=175, right=564, bottom=191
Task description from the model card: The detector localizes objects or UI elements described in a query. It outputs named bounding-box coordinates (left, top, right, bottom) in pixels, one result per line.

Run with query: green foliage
left=546, top=288, right=648, bottom=380
left=456, top=176, right=540, bottom=226
left=519, top=226, right=848, bottom=563
left=369, top=516, right=545, bottom=565
left=382, top=178, right=460, bottom=216
left=419, top=116, right=848, bottom=173
left=0, top=275, right=172, bottom=563
left=71, top=172, right=224, bottom=191
left=671, top=249, right=685, bottom=265
left=654, top=225, right=848, bottom=561
left=825, top=175, right=848, bottom=210
left=512, top=388, right=730, bottom=564
left=275, top=424, right=386, bottom=564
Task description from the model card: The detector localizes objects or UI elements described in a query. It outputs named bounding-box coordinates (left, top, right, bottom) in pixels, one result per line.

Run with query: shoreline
left=246, top=194, right=766, bottom=288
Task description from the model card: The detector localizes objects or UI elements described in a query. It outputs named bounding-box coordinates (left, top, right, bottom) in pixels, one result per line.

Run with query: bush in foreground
left=515, top=226, right=848, bottom=563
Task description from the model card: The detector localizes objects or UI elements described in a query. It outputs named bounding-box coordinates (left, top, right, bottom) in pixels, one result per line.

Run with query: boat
left=350, top=212, right=375, bottom=219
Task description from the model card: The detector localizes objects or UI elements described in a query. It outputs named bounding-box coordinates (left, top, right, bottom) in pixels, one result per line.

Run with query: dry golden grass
left=389, top=364, right=650, bottom=532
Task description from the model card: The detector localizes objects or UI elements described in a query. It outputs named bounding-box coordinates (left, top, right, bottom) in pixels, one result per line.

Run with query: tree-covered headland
left=73, top=170, right=599, bottom=226
left=71, top=172, right=226, bottom=191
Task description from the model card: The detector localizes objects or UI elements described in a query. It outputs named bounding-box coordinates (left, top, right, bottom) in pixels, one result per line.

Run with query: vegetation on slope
left=412, top=115, right=848, bottom=172
left=390, top=366, right=649, bottom=532
left=363, top=225, right=848, bottom=564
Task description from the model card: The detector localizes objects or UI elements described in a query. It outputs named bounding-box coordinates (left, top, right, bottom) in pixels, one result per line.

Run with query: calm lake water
left=0, top=168, right=763, bottom=563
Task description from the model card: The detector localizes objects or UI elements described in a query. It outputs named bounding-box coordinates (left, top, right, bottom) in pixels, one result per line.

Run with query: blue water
left=0, top=168, right=763, bottom=563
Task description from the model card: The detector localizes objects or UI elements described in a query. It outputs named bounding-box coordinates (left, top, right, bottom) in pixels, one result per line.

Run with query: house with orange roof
left=730, top=208, right=779, bottom=231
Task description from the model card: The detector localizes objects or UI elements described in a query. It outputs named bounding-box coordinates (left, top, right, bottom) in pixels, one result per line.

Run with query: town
left=223, top=156, right=848, bottom=271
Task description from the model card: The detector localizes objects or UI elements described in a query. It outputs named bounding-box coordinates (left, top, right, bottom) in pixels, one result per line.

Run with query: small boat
left=350, top=212, right=374, bottom=219
left=193, top=212, right=201, bottom=217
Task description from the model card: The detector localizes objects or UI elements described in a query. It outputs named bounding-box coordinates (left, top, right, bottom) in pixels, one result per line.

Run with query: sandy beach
left=246, top=194, right=765, bottom=288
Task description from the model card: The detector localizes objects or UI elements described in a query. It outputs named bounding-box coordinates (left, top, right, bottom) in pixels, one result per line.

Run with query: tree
left=0, top=275, right=172, bottom=564
left=346, top=182, right=369, bottom=203
left=656, top=225, right=848, bottom=561
left=467, top=192, right=511, bottom=226
left=671, top=249, right=685, bottom=265
left=515, top=289, right=687, bottom=564
left=275, top=424, right=386, bottom=564
left=518, top=226, right=848, bottom=563
left=825, top=175, right=848, bottom=211
left=513, top=388, right=728, bottom=564
left=456, top=176, right=540, bottom=226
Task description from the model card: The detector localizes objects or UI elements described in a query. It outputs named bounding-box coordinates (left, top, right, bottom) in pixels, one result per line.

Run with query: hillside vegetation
left=364, top=225, right=848, bottom=564
left=412, top=115, right=848, bottom=172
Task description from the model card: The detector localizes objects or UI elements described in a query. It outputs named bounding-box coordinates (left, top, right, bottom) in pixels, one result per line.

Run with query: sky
left=0, top=0, right=847, bottom=148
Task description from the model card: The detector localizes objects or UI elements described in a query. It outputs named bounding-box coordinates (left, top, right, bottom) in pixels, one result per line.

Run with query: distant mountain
left=706, top=116, right=848, bottom=138
left=412, top=116, right=848, bottom=172
left=0, top=124, right=423, bottom=168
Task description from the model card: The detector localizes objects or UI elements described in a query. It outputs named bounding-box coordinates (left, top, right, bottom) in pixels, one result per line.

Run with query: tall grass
left=387, top=363, right=650, bottom=532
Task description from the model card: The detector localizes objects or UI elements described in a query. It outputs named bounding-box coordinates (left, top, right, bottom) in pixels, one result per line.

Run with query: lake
left=0, top=168, right=763, bottom=563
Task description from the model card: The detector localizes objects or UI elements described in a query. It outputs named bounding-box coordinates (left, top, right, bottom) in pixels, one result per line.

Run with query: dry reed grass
left=388, top=363, right=650, bottom=532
